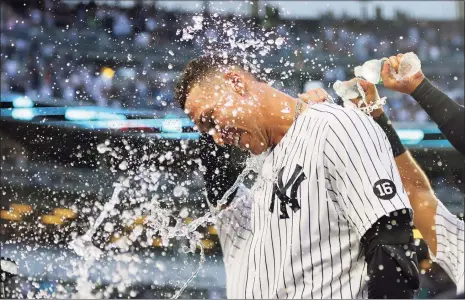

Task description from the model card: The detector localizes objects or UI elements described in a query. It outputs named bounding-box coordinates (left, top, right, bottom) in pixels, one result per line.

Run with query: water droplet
left=97, top=143, right=110, bottom=154
left=119, top=161, right=128, bottom=170
left=104, top=222, right=114, bottom=232
left=275, top=37, right=284, bottom=46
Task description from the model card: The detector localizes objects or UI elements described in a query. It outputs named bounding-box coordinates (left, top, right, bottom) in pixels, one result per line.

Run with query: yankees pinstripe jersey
left=216, top=102, right=413, bottom=299
left=430, top=201, right=464, bottom=294
left=215, top=184, right=254, bottom=298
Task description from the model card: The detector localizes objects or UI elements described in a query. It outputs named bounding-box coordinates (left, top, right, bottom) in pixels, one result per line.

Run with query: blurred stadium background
left=0, top=0, right=463, bottom=298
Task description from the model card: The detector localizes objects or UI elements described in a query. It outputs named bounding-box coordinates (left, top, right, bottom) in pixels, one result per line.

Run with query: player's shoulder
left=304, top=102, right=368, bottom=125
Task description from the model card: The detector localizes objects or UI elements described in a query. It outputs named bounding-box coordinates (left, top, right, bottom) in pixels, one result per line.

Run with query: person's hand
left=297, top=88, right=329, bottom=104
left=349, top=79, right=384, bottom=118
left=381, top=53, right=425, bottom=95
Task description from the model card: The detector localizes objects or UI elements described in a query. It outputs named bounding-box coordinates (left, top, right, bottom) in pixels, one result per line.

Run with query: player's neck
left=264, top=89, right=308, bottom=148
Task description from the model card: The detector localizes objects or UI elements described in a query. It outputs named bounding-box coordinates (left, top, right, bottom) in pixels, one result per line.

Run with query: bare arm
left=394, top=150, right=464, bottom=292
left=393, top=151, right=438, bottom=255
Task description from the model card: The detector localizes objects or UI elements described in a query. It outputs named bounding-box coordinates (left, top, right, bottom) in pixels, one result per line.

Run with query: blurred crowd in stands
left=1, top=0, right=464, bottom=121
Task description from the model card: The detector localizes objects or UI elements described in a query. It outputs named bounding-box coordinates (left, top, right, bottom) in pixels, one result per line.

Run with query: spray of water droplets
left=65, top=7, right=327, bottom=299
left=66, top=133, right=269, bottom=299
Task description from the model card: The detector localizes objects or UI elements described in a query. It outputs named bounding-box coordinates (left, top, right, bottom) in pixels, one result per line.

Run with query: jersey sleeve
left=323, top=108, right=412, bottom=239
left=429, top=201, right=465, bottom=291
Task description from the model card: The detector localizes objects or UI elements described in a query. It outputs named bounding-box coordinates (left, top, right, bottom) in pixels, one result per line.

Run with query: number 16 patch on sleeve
left=373, top=179, right=397, bottom=200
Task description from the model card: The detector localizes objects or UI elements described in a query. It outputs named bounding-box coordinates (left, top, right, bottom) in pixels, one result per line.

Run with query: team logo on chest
left=269, top=164, right=307, bottom=219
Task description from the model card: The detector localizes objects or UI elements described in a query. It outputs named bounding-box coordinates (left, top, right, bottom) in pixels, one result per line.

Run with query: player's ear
left=224, top=71, right=247, bottom=96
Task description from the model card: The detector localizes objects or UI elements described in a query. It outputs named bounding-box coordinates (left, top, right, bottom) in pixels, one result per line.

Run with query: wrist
left=371, top=108, right=384, bottom=118
left=408, top=72, right=426, bottom=95
left=373, top=112, right=388, bottom=122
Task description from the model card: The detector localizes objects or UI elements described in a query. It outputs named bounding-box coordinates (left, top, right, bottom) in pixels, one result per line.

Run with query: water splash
left=69, top=184, right=123, bottom=298
left=175, top=12, right=295, bottom=84
left=65, top=10, right=298, bottom=298
left=67, top=138, right=268, bottom=299
left=168, top=153, right=266, bottom=298
left=215, top=152, right=267, bottom=208
left=171, top=245, right=205, bottom=299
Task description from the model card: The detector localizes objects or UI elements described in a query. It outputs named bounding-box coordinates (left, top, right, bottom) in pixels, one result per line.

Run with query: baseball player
left=380, top=54, right=465, bottom=295
left=303, top=79, right=464, bottom=296
left=326, top=54, right=464, bottom=296
left=175, top=53, right=419, bottom=298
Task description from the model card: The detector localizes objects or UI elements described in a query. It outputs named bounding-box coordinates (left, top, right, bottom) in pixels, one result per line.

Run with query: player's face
left=185, top=72, right=270, bottom=154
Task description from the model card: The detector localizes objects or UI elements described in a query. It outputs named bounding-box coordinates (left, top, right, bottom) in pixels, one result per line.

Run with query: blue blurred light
left=65, top=109, right=96, bottom=121
left=412, top=140, right=453, bottom=149
left=97, top=112, right=127, bottom=120
left=158, top=132, right=200, bottom=140
left=1, top=93, right=25, bottom=103
left=65, top=109, right=126, bottom=121
left=12, top=96, right=33, bottom=108
left=11, top=108, right=34, bottom=120
left=77, top=120, right=128, bottom=129
left=396, top=129, right=425, bottom=145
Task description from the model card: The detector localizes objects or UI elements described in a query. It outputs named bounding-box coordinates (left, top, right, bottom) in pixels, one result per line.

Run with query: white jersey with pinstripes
left=217, top=103, right=413, bottom=299
left=430, top=201, right=464, bottom=294
left=215, top=184, right=254, bottom=298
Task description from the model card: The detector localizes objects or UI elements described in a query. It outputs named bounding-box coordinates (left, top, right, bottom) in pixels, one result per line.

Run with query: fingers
left=388, top=56, right=400, bottom=72
left=360, top=79, right=376, bottom=93
left=298, top=91, right=323, bottom=104
left=298, top=93, right=310, bottom=103
left=347, top=79, right=384, bottom=117
left=315, top=88, right=329, bottom=100
left=351, top=79, right=377, bottom=105
left=381, top=61, right=395, bottom=86
left=350, top=96, right=362, bottom=107
left=298, top=88, right=328, bottom=104
left=358, top=80, right=371, bottom=92
left=360, top=80, right=377, bottom=102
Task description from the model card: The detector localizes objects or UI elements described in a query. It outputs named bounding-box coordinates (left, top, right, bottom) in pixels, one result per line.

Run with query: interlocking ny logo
left=269, top=164, right=307, bottom=219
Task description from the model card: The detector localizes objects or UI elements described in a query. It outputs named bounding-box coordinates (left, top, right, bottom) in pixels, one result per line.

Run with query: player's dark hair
left=174, top=53, right=265, bottom=110
left=174, top=53, right=234, bottom=110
